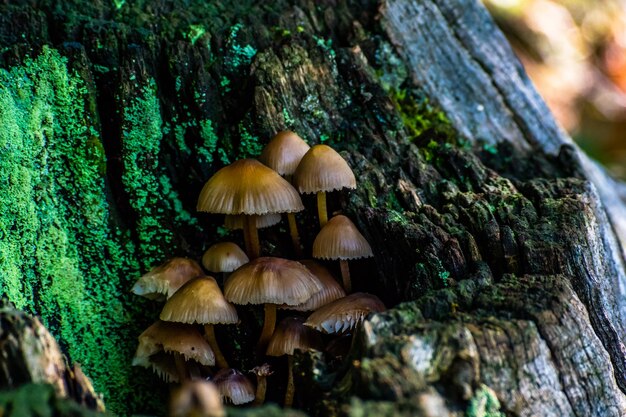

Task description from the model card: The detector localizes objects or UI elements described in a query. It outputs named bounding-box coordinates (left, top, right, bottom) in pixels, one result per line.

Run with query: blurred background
left=484, top=0, right=626, bottom=179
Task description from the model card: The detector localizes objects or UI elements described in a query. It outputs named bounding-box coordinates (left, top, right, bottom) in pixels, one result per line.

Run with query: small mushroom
left=312, top=215, right=373, bottom=293
left=293, top=144, right=356, bottom=227
left=224, top=257, right=322, bottom=349
left=259, top=130, right=311, bottom=256
left=305, top=293, right=385, bottom=335
left=202, top=242, right=249, bottom=284
left=161, top=276, right=238, bottom=369
left=266, top=317, right=323, bottom=407
left=197, top=159, right=303, bottom=259
left=134, top=352, right=182, bottom=383
left=211, top=368, right=255, bottom=405
left=170, top=380, right=224, bottom=417
left=280, top=260, right=346, bottom=311
left=250, top=364, right=273, bottom=405
left=131, top=258, right=203, bottom=301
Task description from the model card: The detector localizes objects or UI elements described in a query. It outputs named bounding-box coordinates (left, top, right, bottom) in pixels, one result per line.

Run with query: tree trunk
left=0, top=0, right=625, bottom=415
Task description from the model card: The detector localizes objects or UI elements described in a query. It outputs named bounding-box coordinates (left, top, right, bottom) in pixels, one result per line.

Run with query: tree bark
left=0, top=0, right=625, bottom=416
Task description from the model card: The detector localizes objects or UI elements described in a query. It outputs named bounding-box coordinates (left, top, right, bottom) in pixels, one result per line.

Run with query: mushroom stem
left=173, top=353, right=188, bottom=381
left=287, top=213, right=303, bottom=257
left=253, top=375, right=267, bottom=405
left=284, top=355, right=295, bottom=407
left=204, top=324, right=229, bottom=369
left=339, top=260, right=352, bottom=293
left=317, top=191, right=328, bottom=228
left=244, top=215, right=260, bottom=259
left=258, top=303, right=277, bottom=350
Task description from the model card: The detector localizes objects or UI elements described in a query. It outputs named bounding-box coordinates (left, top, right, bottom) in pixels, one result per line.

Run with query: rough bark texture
left=0, top=0, right=625, bottom=416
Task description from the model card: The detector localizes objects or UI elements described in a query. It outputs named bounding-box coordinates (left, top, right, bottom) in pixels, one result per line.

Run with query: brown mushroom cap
left=212, top=368, right=255, bottom=405
left=197, top=159, right=304, bottom=215
left=134, top=352, right=180, bottom=383
left=170, top=380, right=225, bottom=417
left=224, top=257, right=322, bottom=306
left=202, top=242, right=249, bottom=273
left=280, top=260, right=346, bottom=311
left=160, top=276, right=239, bottom=325
left=134, top=321, right=215, bottom=367
left=305, top=292, right=385, bottom=334
left=131, top=258, right=203, bottom=300
left=312, top=215, right=373, bottom=260
left=266, top=317, right=323, bottom=356
left=259, top=130, right=311, bottom=176
left=293, top=144, right=356, bottom=194
left=224, top=213, right=281, bottom=230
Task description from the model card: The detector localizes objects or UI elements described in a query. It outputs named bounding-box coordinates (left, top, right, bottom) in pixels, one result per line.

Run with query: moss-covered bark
left=0, top=0, right=624, bottom=416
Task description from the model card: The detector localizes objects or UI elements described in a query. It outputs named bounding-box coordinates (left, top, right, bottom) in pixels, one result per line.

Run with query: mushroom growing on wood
left=305, top=292, right=385, bottom=335
left=312, top=215, right=373, bottom=292
left=293, top=144, right=356, bottom=228
left=202, top=242, right=249, bottom=284
left=251, top=364, right=273, bottom=405
left=131, top=258, right=203, bottom=301
left=224, top=257, right=322, bottom=349
left=266, top=317, right=323, bottom=407
left=211, top=368, right=255, bottom=405
left=280, top=260, right=346, bottom=311
left=160, top=276, right=238, bottom=369
left=259, top=130, right=311, bottom=256
left=197, top=159, right=303, bottom=259
left=224, top=213, right=281, bottom=231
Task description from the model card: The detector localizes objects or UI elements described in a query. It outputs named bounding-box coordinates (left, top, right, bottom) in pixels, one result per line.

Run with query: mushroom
left=170, top=380, right=224, bottom=417
left=211, top=368, right=255, bottom=405
left=201, top=242, right=249, bottom=284
left=197, top=159, right=303, bottom=259
left=259, top=130, right=311, bottom=256
left=131, top=258, right=203, bottom=301
left=266, top=317, right=323, bottom=407
left=134, top=351, right=181, bottom=383
left=224, top=213, right=281, bottom=230
left=312, top=215, right=373, bottom=293
left=305, top=293, right=385, bottom=335
left=280, top=260, right=346, bottom=311
left=224, top=257, right=322, bottom=349
left=250, top=364, right=273, bottom=405
left=293, top=144, right=356, bottom=227
left=161, top=276, right=239, bottom=369
left=133, top=321, right=215, bottom=380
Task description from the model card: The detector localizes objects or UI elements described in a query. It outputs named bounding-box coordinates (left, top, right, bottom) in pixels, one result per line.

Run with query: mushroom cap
left=160, top=276, right=239, bottom=325
left=266, top=317, right=323, bottom=357
left=131, top=258, right=203, bottom=301
left=202, top=242, right=249, bottom=273
left=170, top=380, right=225, bottom=417
left=293, top=144, right=356, bottom=194
left=224, top=213, right=281, bottom=231
left=280, top=260, right=346, bottom=311
left=224, top=257, right=322, bottom=306
left=259, top=130, right=310, bottom=176
left=305, top=292, right=385, bottom=334
left=212, top=368, right=255, bottom=405
left=197, top=159, right=304, bottom=215
left=134, top=352, right=180, bottom=383
left=312, top=215, right=373, bottom=260
left=134, top=321, right=215, bottom=367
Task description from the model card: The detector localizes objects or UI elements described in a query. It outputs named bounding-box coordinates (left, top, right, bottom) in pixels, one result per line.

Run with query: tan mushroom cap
left=224, top=257, right=322, bottom=306
left=134, top=321, right=215, bottom=367
left=266, top=317, right=323, bottom=357
left=313, top=215, right=373, bottom=260
left=259, top=130, right=311, bottom=176
left=212, top=368, right=255, bottom=405
left=197, top=159, right=304, bottom=215
left=134, top=352, right=180, bottom=383
left=305, top=292, right=385, bottom=334
left=281, top=260, right=346, bottom=311
left=293, top=144, right=356, bottom=194
left=202, top=242, right=249, bottom=273
left=170, top=380, right=225, bottom=417
left=160, top=276, right=239, bottom=325
left=224, top=213, right=281, bottom=230
left=131, top=258, right=203, bottom=300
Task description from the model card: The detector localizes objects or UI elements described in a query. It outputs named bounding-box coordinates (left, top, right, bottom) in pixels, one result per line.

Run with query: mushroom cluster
left=130, top=130, right=386, bottom=414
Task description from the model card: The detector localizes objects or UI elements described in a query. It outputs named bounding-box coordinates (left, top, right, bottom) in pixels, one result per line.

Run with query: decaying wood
left=0, top=0, right=625, bottom=415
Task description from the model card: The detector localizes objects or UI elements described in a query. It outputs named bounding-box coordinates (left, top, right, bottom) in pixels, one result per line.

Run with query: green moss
left=0, top=46, right=154, bottom=413
left=390, top=89, right=453, bottom=144
left=223, top=23, right=257, bottom=72
left=237, top=122, right=262, bottom=159
left=466, top=385, right=504, bottom=417
left=185, top=24, right=206, bottom=45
